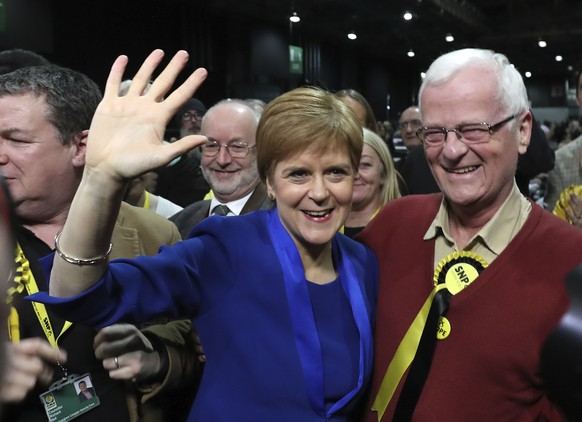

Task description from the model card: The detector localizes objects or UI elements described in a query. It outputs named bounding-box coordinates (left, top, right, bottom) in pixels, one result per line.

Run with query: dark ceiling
left=203, top=0, right=582, bottom=81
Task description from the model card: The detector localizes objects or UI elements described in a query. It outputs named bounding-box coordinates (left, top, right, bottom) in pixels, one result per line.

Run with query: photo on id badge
left=40, top=373, right=100, bottom=422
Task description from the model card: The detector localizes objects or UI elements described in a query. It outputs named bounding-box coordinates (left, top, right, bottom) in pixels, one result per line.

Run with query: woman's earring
left=268, top=192, right=275, bottom=201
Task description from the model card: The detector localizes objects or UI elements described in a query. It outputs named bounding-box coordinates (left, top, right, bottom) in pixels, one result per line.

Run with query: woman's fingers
left=126, top=49, right=166, bottom=97
left=164, top=67, right=208, bottom=112
left=103, top=55, right=129, bottom=100
left=102, top=50, right=208, bottom=122
left=146, top=50, right=191, bottom=102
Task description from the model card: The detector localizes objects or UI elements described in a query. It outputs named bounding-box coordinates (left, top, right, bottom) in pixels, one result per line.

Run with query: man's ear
left=71, top=130, right=88, bottom=168
left=517, top=111, right=532, bottom=155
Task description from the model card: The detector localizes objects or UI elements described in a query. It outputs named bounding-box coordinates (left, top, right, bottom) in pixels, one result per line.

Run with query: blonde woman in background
left=343, top=128, right=401, bottom=238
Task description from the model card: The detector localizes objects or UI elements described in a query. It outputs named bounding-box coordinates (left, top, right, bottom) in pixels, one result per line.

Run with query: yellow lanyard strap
left=8, top=244, right=72, bottom=347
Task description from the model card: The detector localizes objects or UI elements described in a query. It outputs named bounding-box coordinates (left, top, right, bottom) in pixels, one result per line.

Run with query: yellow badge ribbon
left=5, top=245, right=28, bottom=342
left=6, top=244, right=28, bottom=305
left=143, top=191, right=151, bottom=210
left=371, top=251, right=488, bottom=421
left=552, top=184, right=582, bottom=224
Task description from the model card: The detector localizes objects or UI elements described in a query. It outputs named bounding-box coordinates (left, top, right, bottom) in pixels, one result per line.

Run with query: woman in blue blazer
left=32, top=50, right=377, bottom=421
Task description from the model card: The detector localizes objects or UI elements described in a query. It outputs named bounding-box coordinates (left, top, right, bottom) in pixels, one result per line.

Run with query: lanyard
left=8, top=243, right=72, bottom=348
left=267, top=208, right=372, bottom=417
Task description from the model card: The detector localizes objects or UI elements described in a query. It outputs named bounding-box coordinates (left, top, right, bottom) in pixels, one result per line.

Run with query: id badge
left=40, top=373, right=100, bottom=422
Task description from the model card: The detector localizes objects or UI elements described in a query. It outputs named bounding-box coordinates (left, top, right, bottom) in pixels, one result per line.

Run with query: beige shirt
left=424, top=182, right=532, bottom=269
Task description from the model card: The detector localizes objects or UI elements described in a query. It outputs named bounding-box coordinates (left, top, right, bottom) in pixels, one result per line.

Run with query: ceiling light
left=445, top=33, right=454, bottom=42
left=289, top=12, right=300, bottom=23
left=347, top=31, right=357, bottom=40
left=555, top=55, right=563, bottom=62
left=525, top=71, right=532, bottom=78
left=407, top=49, right=415, bottom=57
left=538, top=39, right=547, bottom=48
left=403, top=11, right=413, bottom=21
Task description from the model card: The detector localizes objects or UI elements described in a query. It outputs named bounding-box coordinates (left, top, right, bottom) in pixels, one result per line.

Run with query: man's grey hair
left=0, top=65, right=101, bottom=144
left=419, top=48, right=529, bottom=124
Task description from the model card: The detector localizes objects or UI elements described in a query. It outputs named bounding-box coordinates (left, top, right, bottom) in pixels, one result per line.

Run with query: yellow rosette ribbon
left=372, top=251, right=488, bottom=421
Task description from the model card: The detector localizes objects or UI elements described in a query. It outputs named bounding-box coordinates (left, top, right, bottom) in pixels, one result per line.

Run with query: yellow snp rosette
left=434, top=250, right=489, bottom=295
left=433, top=251, right=488, bottom=339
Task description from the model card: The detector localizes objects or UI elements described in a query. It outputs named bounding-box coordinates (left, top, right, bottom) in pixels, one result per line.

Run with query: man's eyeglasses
left=399, top=119, right=422, bottom=130
left=416, top=114, right=518, bottom=147
left=200, top=140, right=256, bottom=158
left=181, top=111, right=204, bottom=121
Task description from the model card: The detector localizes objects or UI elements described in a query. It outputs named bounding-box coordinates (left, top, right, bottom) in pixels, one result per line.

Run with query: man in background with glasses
left=359, top=48, right=582, bottom=421
left=171, top=100, right=272, bottom=239
left=178, top=98, right=207, bottom=138
left=396, top=105, right=440, bottom=195
left=398, top=106, right=423, bottom=151
left=155, top=98, right=210, bottom=207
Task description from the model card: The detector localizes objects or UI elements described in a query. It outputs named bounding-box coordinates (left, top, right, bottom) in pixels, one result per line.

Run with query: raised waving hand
left=85, top=49, right=208, bottom=182
left=50, top=50, right=208, bottom=298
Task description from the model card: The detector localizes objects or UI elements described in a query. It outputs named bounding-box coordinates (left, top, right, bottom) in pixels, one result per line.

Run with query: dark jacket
left=170, top=183, right=272, bottom=239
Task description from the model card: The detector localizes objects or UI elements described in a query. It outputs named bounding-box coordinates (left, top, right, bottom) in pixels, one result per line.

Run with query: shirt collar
left=424, top=182, right=531, bottom=255
left=209, top=189, right=254, bottom=216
